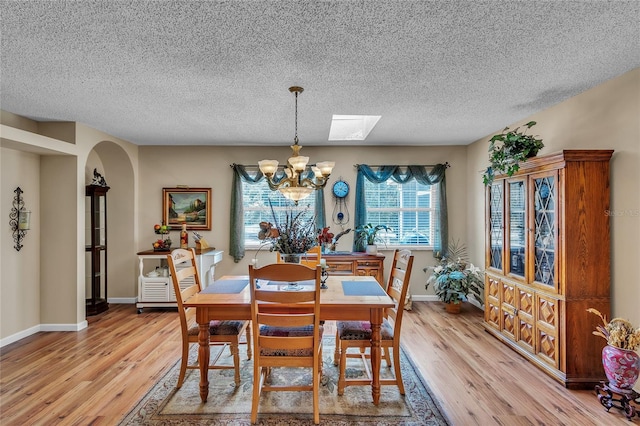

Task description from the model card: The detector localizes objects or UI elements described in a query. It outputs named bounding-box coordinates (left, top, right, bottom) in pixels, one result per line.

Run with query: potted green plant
left=354, top=223, right=389, bottom=254
left=423, top=240, right=484, bottom=313
left=483, top=121, right=544, bottom=185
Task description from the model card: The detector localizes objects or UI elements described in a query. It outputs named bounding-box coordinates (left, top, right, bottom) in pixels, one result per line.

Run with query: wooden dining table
left=183, top=274, right=395, bottom=405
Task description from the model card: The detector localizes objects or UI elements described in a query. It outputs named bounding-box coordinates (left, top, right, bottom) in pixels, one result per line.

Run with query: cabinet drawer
left=485, top=300, right=500, bottom=329
left=518, top=317, right=535, bottom=352
left=502, top=282, right=516, bottom=306
left=356, top=268, right=379, bottom=279
left=536, top=294, right=559, bottom=330
left=517, top=287, right=534, bottom=316
left=140, top=279, right=170, bottom=302
left=486, top=275, right=500, bottom=299
left=501, top=307, right=517, bottom=340
left=537, top=324, right=559, bottom=368
left=356, top=260, right=381, bottom=268
left=326, top=262, right=354, bottom=275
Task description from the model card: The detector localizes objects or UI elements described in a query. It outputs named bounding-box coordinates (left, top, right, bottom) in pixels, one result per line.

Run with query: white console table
left=135, top=248, right=223, bottom=313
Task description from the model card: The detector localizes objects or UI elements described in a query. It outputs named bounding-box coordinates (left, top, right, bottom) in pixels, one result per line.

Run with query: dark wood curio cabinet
left=484, top=150, right=613, bottom=389
left=86, top=184, right=109, bottom=316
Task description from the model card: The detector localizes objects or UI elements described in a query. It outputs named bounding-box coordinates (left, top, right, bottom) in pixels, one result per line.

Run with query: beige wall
left=1, top=67, right=637, bottom=344
left=1, top=117, right=139, bottom=344
left=467, top=67, right=640, bottom=325
left=138, top=144, right=469, bottom=300
left=0, top=148, right=41, bottom=337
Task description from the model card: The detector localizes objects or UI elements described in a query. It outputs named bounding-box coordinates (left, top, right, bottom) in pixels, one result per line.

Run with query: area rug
left=120, top=338, right=449, bottom=425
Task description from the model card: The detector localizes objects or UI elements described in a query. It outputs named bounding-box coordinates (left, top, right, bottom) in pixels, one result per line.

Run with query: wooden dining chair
left=333, top=249, right=414, bottom=396
left=275, top=245, right=322, bottom=267
left=248, top=263, right=323, bottom=425
left=167, top=248, right=251, bottom=388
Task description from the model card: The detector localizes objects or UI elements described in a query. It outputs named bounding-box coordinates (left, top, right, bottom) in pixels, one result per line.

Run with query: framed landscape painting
left=162, top=187, right=211, bottom=230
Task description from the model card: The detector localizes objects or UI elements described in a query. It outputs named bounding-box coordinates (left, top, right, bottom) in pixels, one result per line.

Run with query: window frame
left=363, top=178, right=438, bottom=251
left=242, top=179, right=317, bottom=250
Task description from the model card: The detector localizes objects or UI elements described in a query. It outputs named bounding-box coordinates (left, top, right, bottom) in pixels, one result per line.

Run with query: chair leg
left=313, top=360, right=320, bottom=424
left=245, top=326, right=252, bottom=360
left=251, top=360, right=261, bottom=423
left=231, top=341, right=241, bottom=386
left=392, top=343, right=405, bottom=395
left=383, top=345, right=392, bottom=368
left=338, top=341, right=347, bottom=395
left=177, top=340, right=189, bottom=389
left=333, top=330, right=340, bottom=365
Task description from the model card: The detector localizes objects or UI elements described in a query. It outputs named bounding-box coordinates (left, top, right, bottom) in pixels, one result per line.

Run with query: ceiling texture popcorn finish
left=1, top=1, right=638, bottom=147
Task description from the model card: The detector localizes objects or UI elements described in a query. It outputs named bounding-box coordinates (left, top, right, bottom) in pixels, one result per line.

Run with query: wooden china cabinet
left=85, top=184, right=109, bottom=316
left=484, top=150, right=613, bottom=389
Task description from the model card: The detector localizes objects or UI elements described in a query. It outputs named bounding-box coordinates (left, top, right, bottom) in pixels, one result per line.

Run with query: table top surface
left=184, top=275, right=394, bottom=309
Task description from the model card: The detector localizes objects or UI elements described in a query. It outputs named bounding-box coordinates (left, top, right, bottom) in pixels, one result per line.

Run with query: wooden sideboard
left=323, top=252, right=385, bottom=285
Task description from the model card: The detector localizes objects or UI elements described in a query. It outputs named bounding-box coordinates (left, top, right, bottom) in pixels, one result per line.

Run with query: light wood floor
left=0, top=302, right=633, bottom=425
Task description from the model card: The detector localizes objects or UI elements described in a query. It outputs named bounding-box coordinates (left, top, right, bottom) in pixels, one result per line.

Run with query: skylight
left=328, top=115, right=381, bottom=141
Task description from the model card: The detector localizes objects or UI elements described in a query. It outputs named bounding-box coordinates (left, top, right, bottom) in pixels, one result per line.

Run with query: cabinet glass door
left=532, top=174, right=556, bottom=287
left=507, top=180, right=526, bottom=277
left=488, top=182, right=504, bottom=270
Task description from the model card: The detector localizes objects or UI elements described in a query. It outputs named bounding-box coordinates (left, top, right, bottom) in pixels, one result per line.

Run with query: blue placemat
left=342, top=280, right=387, bottom=296
left=201, top=279, right=249, bottom=294
left=266, top=279, right=316, bottom=286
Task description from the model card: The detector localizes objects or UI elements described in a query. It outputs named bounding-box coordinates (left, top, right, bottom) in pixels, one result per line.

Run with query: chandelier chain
left=293, top=90, right=299, bottom=145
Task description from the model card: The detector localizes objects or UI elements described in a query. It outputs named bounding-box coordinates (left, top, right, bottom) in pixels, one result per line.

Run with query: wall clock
left=332, top=180, right=349, bottom=198
left=332, top=180, right=350, bottom=225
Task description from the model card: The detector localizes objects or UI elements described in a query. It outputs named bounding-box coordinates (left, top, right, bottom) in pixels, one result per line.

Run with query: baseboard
left=410, top=294, right=484, bottom=310
left=0, top=320, right=88, bottom=348
left=410, top=295, right=440, bottom=302
left=108, top=297, right=136, bottom=304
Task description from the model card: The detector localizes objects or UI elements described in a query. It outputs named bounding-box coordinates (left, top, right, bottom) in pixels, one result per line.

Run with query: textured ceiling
left=1, top=1, right=639, bottom=147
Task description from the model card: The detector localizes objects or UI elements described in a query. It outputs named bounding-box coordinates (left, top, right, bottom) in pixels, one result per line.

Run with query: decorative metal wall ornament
left=9, top=187, right=31, bottom=251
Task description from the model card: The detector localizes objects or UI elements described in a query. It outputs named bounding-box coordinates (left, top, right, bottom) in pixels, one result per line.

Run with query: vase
left=365, top=244, right=378, bottom=255
left=280, top=253, right=302, bottom=264
left=601, top=344, right=640, bottom=393
left=445, top=302, right=461, bottom=314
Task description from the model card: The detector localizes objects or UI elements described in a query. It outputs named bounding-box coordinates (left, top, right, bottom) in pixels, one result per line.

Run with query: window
left=242, top=179, right=316, bottom=248
left=363, top=178, right=438, bottom=248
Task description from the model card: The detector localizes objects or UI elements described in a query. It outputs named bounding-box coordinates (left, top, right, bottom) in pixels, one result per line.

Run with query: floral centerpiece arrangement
left=317, top=226, right=351, bottom=252
left=588, top=308, right=640, bottom=393
left=424, top=240, right=484, bottom=307
left=257, top=205, right=317, bottom=261
left=587, top=308, right=640, bottom=351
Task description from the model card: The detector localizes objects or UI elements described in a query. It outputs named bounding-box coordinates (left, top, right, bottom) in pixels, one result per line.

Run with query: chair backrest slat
left=167, top=248, right=202, bottom=329
left=384, top=249, right=414, bottom=332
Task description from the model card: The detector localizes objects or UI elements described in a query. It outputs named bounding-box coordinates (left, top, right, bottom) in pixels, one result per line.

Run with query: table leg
left=197, top=320, right=210, bottom=402
left=370, top=308, right=383, bottom=405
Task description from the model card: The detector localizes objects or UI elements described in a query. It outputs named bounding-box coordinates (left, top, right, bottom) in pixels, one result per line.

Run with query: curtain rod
left=229, top=163, right=323, bottom=168
left=353, top=162, right=450, bottom=168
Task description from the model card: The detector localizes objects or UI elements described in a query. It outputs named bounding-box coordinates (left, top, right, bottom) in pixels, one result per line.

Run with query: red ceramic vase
left=602, top=344, right=640, bottom=393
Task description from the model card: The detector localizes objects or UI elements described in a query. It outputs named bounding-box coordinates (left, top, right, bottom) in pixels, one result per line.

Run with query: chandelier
left=258, top=86, right=335, bottom=203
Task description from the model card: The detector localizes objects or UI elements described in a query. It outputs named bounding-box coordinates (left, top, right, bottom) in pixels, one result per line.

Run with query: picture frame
left=162, top=187, right=212, bottom=230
